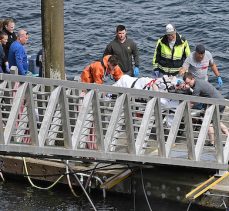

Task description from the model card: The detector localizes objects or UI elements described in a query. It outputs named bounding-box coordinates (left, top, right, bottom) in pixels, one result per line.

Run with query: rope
left=222, top=199, right=227, bottom=209
left=0, top=171, right=4, bottom=182
left=0, top=160, right=5, bottom=181
left=65, top=160, right=80, bottom=197
left=23, top=157, right=64, bottom=190
left=84, top=162, right=101, bottom=190
left=140, top=167, right=153, bottom=211
left=63, top=160, right=97, bottom=211
left=186, top=201, right=192, bottom=211
left=6, top=164, right=127, bottom=178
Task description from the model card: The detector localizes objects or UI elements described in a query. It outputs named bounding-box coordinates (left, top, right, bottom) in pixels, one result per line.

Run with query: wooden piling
left=41, top=0, right=65, bottom=79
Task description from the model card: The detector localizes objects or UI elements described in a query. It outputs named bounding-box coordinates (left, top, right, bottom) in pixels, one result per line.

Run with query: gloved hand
left=26, top=71, right=33, bottom=76
left=217, top=76, right=223, bottom=87
left=5, top=66, right=10, bottom=73
left=176, top=79, right=183, bottom=85
left=133, top=67, right=139, bottom=77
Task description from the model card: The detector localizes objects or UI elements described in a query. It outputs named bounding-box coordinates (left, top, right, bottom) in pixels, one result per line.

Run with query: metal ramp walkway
left=0, top=73, right=229, bottom=170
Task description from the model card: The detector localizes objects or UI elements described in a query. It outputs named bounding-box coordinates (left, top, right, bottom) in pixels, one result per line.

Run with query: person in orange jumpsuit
left=81, top=55, right=123, bottom=84
left=80, top=55, right=123, bottom=150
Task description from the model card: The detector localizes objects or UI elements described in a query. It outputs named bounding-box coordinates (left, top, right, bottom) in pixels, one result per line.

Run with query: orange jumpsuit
left=108, top=65, right=124, bottom=81
left=81, top=55, right=123, bottom=84
left=80, top=56, right=124, bottom=150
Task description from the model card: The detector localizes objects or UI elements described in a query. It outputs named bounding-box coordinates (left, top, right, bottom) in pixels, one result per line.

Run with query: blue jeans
left=192, top=103, right=205, bottom=110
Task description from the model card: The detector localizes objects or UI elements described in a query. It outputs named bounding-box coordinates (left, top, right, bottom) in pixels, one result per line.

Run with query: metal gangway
left=0, top=73, right=229, bottom=170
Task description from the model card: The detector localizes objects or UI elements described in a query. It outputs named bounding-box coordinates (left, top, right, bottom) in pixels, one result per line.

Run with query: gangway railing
left=0, top=73, right=229, bottom=170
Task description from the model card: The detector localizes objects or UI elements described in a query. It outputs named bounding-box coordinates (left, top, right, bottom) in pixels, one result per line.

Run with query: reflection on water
left=0, top=178, right=220, bottom=211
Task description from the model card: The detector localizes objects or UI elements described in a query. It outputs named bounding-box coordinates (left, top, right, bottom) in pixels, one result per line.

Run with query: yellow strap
left=193, top=172, right=229, bottom=199
left=186, top=176, right=215, bottom=199
left=186, top=172, right=229, bottom=199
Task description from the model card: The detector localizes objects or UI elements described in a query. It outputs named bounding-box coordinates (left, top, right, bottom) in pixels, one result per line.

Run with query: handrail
left=0, top=73, right=228, bottom=106
left=0, top=74, right=229, bottom=170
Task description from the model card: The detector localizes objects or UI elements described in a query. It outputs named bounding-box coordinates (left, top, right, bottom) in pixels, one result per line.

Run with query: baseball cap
left=166, top=24, right=176, bottom=35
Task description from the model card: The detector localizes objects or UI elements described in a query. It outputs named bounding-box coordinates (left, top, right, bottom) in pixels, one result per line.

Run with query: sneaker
left=205, top=142, right=214, bottom=147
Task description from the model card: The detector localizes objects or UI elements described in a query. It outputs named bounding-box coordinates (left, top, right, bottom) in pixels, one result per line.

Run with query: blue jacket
left=8, top=41, right=28, bottom=75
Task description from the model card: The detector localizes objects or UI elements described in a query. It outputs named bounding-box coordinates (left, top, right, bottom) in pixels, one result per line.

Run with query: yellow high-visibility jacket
left=153, top=33, right=190, bottom=75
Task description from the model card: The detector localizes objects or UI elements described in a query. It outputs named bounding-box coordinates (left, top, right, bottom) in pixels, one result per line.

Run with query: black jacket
left=104, top=37, right=139, bottom=76
left=2, top=28, right=17, bottom=59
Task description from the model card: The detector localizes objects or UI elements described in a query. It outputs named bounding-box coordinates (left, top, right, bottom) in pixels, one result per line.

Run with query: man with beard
left=104, top=25, right=140, bottom=77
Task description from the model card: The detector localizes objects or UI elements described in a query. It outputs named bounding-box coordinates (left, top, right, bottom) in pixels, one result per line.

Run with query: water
left=1, top=0, right=229, bottom=210
left=0, top=178, right=219, bottom=211
left=1, top=0, right=229, bottom=91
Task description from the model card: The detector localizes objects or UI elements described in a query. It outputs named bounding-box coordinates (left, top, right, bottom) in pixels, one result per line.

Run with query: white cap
left=166, top=24, right=176, bottom=35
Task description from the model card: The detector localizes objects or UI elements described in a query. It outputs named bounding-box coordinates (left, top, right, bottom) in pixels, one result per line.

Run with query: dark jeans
left=192, top=103, right=206, bottom=110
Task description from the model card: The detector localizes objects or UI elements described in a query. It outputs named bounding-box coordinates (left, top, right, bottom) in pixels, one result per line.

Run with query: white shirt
left=183, top=51, right=214, bottom=80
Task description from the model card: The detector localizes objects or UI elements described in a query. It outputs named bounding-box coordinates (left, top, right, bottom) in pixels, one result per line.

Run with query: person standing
left=103, top=25, right=140, bottom=77
left=152, top=23, right=190, bottom=78
left=179, top=44, right=223, bottom=87
left=2, top=18, right=17, bottom=59
left=0, top=31, right=10, bottom=73
left=8, top=29, right=29, bottom=75
left=36, top=49, right=43, bottom=77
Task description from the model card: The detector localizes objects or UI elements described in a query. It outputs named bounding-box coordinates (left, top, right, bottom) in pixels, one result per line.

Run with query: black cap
left=195, top=44, right=205, bottom=54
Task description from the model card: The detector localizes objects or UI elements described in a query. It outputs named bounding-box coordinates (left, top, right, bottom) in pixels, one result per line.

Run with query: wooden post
left=41, top=0, right=65, bottom=79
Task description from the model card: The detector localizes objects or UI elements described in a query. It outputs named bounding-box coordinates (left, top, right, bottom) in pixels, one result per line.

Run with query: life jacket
left=80, top=64, right=94, bottom=83
left=81, top=55, right=124, bottom=84
left=81, top=55, right=111, bottom=84
left=102, top=55, right=110, bottom=70
left=109, top=65, right=123, bottom=81
left=153, top=33, right=190, bottom=75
